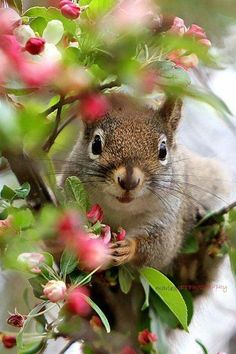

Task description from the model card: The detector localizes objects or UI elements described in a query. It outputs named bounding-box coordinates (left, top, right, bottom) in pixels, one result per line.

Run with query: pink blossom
left=80, top=94, right=110, bottom=121
left=60, top=0, right=81, bottom=20
left=117, top=227, right=126, bottom=241
left=76, top=233, right=108, bottom=270
left=168, top=17, right=187, bottom=35
left=120, top=346, right=137, bottom=354
left=19, top=60, right=60, bottom=87
left=185, top=24, right=211, bottom=47
left=167, top=50, right=199, bottom=70
left=0, top=8, right=21, bottom=35
left=0, top=216, right=12, bottom=233
left=57, top=211, right=81, bottom=236
left=66, top=286, right=91, bottom=317
left=138, top=329, right=157, bottom=345
left=86, top=204, right=104, bottom=224
left=43, top=280, right=67, bottom=303
left=101, top=225, right=111, bottom=244
left=17, top=252, right=45, bottom=273
left=25, top=37, right=45, bottom=55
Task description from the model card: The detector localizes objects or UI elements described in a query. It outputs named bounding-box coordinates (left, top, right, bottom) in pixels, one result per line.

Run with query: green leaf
left=12, top=208, right=35, bottom=229
left=28, top=276, right=46, bottom=299
left=83, top=296, right=111, bottom=333
left=229, top=247, right=236, bottom=274
left=8, top=0, right=23, bottom=13
left=118, top=265, right=134, bottom=294
left=140, top=276, right=150, bottom=310
left=140, top=267, right=188, bottom=331
left=181, top=233, right=199, bottom=254
left=15, top=182, right=31, bottom=199
left=18, top=339, right=45, bottom=354
left=180, top=289, right=193, bottom=325
left=64, top=176, right=89, bottom=212
left=86, top=0, right=115, bottom=20
left=60, top=248, right=78, bottom=276
left=30, top=17, right=47, bottom=36
left=24, top=7, right=76, bottom=35
left=1, top=185, right=16, bottom=201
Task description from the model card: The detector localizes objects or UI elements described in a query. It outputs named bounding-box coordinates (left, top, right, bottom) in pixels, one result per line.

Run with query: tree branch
left=197, top=200, right=236, bottom=226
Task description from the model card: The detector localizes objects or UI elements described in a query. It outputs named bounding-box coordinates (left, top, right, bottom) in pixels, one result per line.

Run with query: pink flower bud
left=17, top=252, right=45, bottom=273
left=0, top=8, right=22, bottom=35
left=168, top=17, right=187, bottom=35
left=60, top=0, right=81, bottom=20
left=120, top=346, right=137, bottom=354
left=80, top=94, right=110, bottom=121
left=43, top=280, right=67, bottom=303
left=2, top=335, right=16, bottom=349
left=86, top=204, right=104, bottom=224
left=167, top=50, right=199, bottom=70
left=25, top=37, right=45, bottom=55
left=77, top=234, right=108, bottom=270
left=101, top=225, right=111, bottom=244
left=66, top=286, right=91, bottom=317
left=7, top=311, right=26, bottom=328
left=117, top=227, right=126, bottom=241
left=138, top=329, right=157, bottom=345
left=186, top=24, right=206, bottom=39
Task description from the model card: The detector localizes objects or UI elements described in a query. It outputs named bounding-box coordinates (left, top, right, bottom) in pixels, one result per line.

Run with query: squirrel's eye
left=91, top=135, right=102, bottom=156
left=158, top=141, right=167, bottom=161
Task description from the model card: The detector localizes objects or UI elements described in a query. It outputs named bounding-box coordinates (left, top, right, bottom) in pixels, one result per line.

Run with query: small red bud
left=25, top=37, right=45, bottom=55
left=2, top=335, right=16, bottom=349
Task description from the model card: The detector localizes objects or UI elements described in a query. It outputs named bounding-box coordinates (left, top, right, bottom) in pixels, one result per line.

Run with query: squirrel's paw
left=108, top=239, right=136, bottom=266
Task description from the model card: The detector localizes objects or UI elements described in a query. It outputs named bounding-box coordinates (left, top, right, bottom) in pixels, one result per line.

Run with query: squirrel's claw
left=108, top=239, right=136, bottom=266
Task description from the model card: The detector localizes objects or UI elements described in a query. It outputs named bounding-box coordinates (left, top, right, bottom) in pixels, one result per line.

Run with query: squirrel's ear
left=159, top=96, right=182, bottom=132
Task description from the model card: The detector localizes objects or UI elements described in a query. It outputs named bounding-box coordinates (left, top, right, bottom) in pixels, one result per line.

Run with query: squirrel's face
left=76, top=94, right=182, bottom=209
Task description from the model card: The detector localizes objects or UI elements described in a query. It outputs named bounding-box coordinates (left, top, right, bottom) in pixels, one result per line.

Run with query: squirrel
left=61, top=92, right=230, bottom=275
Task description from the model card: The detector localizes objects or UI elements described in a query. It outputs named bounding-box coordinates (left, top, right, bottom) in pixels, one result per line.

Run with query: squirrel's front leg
left=109, top=224, right=183, bottom=270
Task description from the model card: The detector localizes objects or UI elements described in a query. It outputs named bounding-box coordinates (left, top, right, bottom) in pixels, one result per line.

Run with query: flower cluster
left=167, top=17, right=211, bottom=70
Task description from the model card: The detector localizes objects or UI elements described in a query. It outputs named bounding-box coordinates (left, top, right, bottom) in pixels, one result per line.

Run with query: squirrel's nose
left=118, top=175, right=140, bottom=191
left=115, top=166, right=144, bottom=191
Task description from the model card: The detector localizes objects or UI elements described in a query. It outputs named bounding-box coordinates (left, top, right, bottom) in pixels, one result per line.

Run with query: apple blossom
left=1, top=335, right=16, bottom=348
left=17, top=252, right=45, bottom=273
left=87, top=204, right=104, bottom=224
left=66, top=286, right=91, bottom=317
left=58, top=211, right=81, bottom=236
left=42, top=20, right=64, bottom=45
left=43, top=280, right=67, bottom=303
left=25, top=37, right=46, bottom=55
left=138, top=329, right=157, bottom=345
left=14, top=25, right=35, bottom=45
left=185, top=24, right=211, bottom=47
left=80, top=94, right=110, bottom=121
left=167, top=50, right=199, bottom=70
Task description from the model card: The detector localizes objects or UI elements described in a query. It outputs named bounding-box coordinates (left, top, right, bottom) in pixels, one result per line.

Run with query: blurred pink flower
left=66, top=286, right=91, bottom=317
left=168, top=17, right=187, bottom=35
left=0, top=8, right=21, bottom=35
left=0, top=216, right=12, bottom=233
left=86, top=204, right=104, bottom=224
left=43, top=280, right=67, bottom=303
left=80, top=94, right=110, bottom=121
left=77, top=233, right=108, bottom=270
left=57, top=211, right=81, bottom=236
left=138, top=329, right=157, bottom=345
left=185, top=24, right=211, bottom=47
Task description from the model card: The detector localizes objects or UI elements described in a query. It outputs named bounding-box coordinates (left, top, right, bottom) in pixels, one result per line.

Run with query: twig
left=42, top=95, right=64, bottom=152
left=59, top=339, right=77, bottom=354
left=57, top=114, right=77, bottom=136
left=41, top=80, right=120, bottom=117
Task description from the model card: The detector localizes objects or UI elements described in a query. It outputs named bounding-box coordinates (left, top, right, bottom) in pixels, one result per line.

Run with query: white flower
left=14, top=25, right=35, bottom=45
left=43, top=280, right=67, bottom=303
left=42, top=20, right=64, bottom=45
